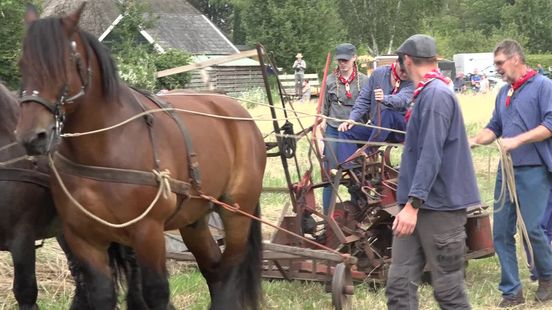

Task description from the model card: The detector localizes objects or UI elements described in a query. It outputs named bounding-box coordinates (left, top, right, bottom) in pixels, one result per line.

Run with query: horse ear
left=62, top=2, right=86, bottom=33
left=24, top=3, right=39, bottom=25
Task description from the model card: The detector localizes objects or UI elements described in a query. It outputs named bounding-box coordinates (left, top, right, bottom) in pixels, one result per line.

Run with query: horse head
left=17, top=3, right=95, bottom=155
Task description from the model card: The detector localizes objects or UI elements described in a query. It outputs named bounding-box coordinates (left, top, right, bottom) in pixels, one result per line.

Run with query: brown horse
left=16, top=4, right=266, bottom=310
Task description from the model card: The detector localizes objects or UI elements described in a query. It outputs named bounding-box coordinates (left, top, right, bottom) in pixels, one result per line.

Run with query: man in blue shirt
left=336, top=60, right=413, bottom=163
left=386, top=34, right=480, bottom=310
left=471, top=39, right=552, bottom=307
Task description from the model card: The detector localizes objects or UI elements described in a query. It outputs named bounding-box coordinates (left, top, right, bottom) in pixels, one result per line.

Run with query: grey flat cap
left=335, top=43, right=356, bottom=60
left=396, top=34, right=436, bottom=58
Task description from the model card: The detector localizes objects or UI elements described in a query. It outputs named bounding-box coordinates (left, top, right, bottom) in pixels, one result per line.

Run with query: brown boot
left=536, top=278, right=552, bottom=302
left=498, top=290, right=525, bottom=308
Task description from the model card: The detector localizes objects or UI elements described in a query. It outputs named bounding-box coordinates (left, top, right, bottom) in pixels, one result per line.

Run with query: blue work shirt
left=349, top=66, right=414, bottom=122
left=486, top=74, right=552, bottom=171
left=397, top=79, right=481, bottom=210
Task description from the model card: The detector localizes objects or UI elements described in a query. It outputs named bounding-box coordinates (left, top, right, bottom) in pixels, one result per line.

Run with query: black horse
left=0, top=82, right=145, bottom=309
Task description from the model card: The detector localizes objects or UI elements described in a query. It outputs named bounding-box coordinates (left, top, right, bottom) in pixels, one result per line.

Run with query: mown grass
left=2, top=91, right=551, bottom=309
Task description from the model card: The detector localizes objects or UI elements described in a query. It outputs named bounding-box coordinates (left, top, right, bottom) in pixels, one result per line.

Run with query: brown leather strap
left=53, top=153, right=191, bottom=196
left=0, top=167, right=50, bottom=188
left=132, top=88, right=202, bottom=190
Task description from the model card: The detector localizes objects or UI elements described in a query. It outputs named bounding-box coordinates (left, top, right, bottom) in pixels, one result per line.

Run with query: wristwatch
left=407, top=197, right=423, bottom=209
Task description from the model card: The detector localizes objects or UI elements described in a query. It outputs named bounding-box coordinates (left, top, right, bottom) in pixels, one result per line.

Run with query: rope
left=59, top=104, right=404, bottom=138
left=494, top=139, right=534, bottom=269
left=233, top=96, right=407, bottom=134
left=198, top=193, right=354, bottom=263
left=0, top=142, right=18, bottom=153
left=49, top=154, right=172, bottom=228
left=0, top=154, right=35, bottom=166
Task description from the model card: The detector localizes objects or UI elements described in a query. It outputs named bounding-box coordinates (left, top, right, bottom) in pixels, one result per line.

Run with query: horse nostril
left=36, top=130, right=48, bottom=141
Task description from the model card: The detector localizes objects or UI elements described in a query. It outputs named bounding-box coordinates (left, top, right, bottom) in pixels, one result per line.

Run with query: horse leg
left=134, top=222, right=171, bottom=310
left=179, top=215, right=223, bottom=301
left=57, top=234, right=90, bottom=310
left=212, top=203, right=262, bottom=310
left=10, top=235, right=38, bottom=310
left=63, top=229, right=117, bottom=309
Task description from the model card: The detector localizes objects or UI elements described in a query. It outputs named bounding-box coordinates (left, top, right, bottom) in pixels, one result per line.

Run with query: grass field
left=1, top=91, right=550, bottom=309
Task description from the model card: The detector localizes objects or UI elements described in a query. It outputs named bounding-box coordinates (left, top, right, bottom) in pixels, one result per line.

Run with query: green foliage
left=114, top=48, right=157, bottom=91
left=501, top=0, right=552, bottom=54
left=105, top=1, right=192, bottom=91
left=238, top=0, right=345, bottom=74
left=526, top=54, right=552, bottom=70
left=0, top=0, right=42, bottom=89
left=154, top=49, right=192, bottom=90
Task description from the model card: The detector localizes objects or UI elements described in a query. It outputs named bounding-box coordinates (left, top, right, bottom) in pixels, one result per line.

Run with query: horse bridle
left=19, top=37, right=91, bottom=142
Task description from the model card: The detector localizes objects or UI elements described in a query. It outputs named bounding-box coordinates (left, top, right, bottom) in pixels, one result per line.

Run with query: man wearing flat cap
left=320, top=43, right=368, bottom=215
left=385, top=34, right=480, bottom=309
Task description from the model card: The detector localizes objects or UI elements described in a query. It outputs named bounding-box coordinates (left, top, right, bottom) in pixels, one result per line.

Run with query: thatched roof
left=42, top=0, right=238, bottom=55
left=42, top=0, right=120, bottom=38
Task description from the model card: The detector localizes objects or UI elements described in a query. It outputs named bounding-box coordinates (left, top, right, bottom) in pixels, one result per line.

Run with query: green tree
left=337, top=0, right=442, bottom=56
left=103, top=0, right=191, bottom=91
left=154, top=49, right=192, bottom=90
left=0, top=0, right=42, bottom=89
left=501, top=0, right=552, bottom=53
left=238, top=0, right=345, bottom=74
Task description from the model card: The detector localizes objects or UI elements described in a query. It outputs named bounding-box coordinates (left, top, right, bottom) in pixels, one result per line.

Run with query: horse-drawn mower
left=165, top=44, right=495, bottom=310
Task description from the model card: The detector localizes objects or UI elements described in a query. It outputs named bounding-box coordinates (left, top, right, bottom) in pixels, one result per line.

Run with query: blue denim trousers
left=322, top=125, right=339, bottom=214
left=337, top=109, right=405, bottom=163
left=493, top=166, right=552, bottom=296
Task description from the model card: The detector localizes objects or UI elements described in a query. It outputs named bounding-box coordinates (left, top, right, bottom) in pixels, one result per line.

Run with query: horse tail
left=108, top=243, right=149, bottom=309
left=107, top=243, right=131, bottom=290
left=237, top=202, right=263, bottom=310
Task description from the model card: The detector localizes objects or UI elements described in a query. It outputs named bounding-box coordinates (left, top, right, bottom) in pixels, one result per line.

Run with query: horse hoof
left=19, top=304, right=39, bottom=310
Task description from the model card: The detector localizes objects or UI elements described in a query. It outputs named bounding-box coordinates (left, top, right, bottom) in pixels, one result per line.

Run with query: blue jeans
left=337, top=109, right=405, bottom=163
left=493, top=166, right=552, bottom=296
left=524, top=187, right=552, bottom=279
left=322, top=125, right=339, bottom=214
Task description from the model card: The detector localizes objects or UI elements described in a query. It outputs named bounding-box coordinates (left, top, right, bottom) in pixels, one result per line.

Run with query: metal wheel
left=331, top=263, right=354, bottom=310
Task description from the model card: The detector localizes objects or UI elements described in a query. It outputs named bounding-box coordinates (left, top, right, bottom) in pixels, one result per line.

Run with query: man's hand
left=499, top=136, right=522, bottom=153
left=392, top=203, right=418, bottom=237
left=338, top=120, right=354, bottom=132
left=374, top=88, right=384, bottom=101
left=468, top=137, right=478, bottom=149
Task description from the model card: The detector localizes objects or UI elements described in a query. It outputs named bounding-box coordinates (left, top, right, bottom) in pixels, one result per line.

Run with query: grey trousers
left=385, top=208, right=471, bottom=310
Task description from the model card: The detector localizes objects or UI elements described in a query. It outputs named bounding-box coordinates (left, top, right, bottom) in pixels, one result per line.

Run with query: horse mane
left=0, top=83, right=19, bottom=135
left=22, top=17, right=120, bottom=101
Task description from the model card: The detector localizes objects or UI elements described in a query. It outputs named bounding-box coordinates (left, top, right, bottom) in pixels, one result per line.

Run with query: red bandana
left=335, top=66, right=357, bottom=99
left=391, top=63, right=402, bottom=94
left=506, top=69, right=537, bottom=107
left=405, top=69, right=452, bottom=122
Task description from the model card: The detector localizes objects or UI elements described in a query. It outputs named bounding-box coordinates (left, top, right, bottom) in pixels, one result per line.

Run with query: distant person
left=480, top=73, right=490, bottom=94
left=320, top=43, right=368, bottom=215
left=454, top=72, right=466, bottom=93
left=301, top=80, right=311, bottom=103
left=470, top=39, right=552, bottom=307
left=538, top=63, right=545, bottom=75
left=292, top=53, right=307, bottom=96
left=470, top=68, right=482, bottom=93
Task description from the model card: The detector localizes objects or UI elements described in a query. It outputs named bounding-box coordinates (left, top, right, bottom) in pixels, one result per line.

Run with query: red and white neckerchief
left=391, top=63, right=402, bottom=94
left=506, top=69, right=537, bottom=107
left=335, top=66, right=358, bottom=99
left=405, top=68, right=452, bottom=122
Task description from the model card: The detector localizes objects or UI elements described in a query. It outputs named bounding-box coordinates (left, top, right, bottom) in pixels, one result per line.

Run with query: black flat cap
left=396, top=34, right=436, bottom=58
left=335, top=43, right=356, bottom=60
